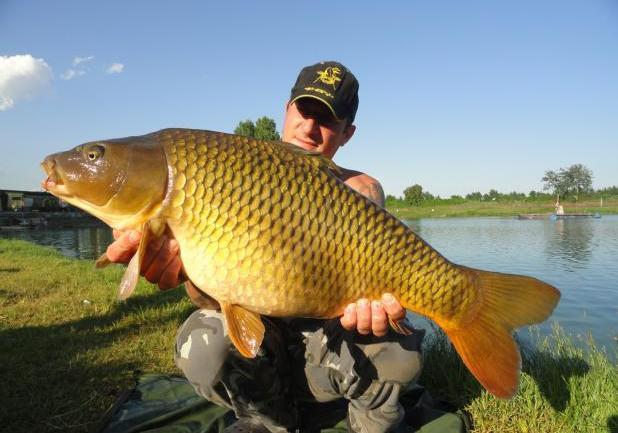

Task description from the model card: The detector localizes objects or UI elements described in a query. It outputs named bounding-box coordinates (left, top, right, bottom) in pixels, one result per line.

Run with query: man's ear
left=341, top=124, right=356, bottom=146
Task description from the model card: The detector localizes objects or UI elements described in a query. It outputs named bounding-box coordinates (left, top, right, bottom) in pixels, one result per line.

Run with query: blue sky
left=1, top=0, right=617, bottom=197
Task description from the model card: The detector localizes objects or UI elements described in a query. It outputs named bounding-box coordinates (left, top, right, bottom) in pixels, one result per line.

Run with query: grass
left=421, top=325, right=618, bottom=433
left=1, top=239, right=616, bottom=432
left=387, top=198, right=618, bottom=219
left=0, top=239, right=195, bottom=432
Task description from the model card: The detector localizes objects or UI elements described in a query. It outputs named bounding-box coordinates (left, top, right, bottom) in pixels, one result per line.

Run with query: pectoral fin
left=118, top=223, right=152, bottom=300
left=118, top=253, right=140, bottom=300
left=221, top=301, right=265, bottom=358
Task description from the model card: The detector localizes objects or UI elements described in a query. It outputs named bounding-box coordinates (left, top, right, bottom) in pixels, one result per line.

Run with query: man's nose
left=301, top=116, right=319, bottom=134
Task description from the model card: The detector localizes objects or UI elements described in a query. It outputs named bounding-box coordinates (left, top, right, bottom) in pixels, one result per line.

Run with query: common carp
left=41, top=128, right=560, bottom=398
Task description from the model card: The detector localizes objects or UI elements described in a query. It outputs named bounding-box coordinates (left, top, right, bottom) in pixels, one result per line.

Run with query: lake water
left=2, top=216, right=617, bottom=351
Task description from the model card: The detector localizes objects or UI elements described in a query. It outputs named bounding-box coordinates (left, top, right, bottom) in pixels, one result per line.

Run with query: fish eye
left=84, top=144, right=105, bottom=162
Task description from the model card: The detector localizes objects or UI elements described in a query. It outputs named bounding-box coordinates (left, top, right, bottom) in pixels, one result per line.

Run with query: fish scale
left=41, top=127, right=560, bottom=398
left=159, top=129, right=470, bottom=321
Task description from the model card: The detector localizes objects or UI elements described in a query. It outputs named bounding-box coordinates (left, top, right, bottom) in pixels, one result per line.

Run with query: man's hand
left=106, top=230, right=185, bottom=290
left=340, top=293, right=406, bottom=337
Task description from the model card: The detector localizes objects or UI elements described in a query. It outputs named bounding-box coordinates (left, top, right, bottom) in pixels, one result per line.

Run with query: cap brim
left=289, top=94, right=341, bottom=121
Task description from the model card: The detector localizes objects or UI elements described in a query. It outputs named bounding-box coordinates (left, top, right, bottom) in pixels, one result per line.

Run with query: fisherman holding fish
left=42, top=59, right=559, bottom=432
left=107, top=61, right=424, bottom=433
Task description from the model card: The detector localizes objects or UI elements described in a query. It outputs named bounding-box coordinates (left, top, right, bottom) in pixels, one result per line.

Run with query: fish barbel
left=41, top=128, right=560, bottom=398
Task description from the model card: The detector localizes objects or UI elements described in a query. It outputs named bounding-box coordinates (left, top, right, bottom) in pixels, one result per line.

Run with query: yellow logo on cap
left=304, top=86, right=334, bottom=99
left=314, top=67, right=341, bottom=89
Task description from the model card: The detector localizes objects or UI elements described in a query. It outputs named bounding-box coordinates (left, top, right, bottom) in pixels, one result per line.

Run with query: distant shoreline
left=386, top=199, right=618, bottom=220
left=0, top=210, right=105, bottom=229
left=1, top=200, right=616, bottom=229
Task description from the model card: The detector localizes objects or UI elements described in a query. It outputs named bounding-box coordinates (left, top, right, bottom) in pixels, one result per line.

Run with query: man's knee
left=365, top=330, right=424, bottom=385
left=304, top=324, right=424, bottom=402
left=175, top=309, right=231, bottom=397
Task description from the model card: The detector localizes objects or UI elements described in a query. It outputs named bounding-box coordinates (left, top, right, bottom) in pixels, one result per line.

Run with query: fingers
left=156, top=255, right=184, bottom=290
left=106, top=230, right=141, bottom=264
left=340, top=294, right=406, bottom=337
left=371, top=300, right=388, bottom=337
left=140, top=234, right=167, bottom=273
left=340, top=303, right=357, bottom=331
left=356, top=299, right=372, bottom=335
left=143, top=238, right=181, bottom=289
left=339, top=299, right=372, bottom=335
left=112, top=229, right=123, bottom=241
left=108, top=230, right=184, bottom=291
left=382, top=293, right=406, bottom=321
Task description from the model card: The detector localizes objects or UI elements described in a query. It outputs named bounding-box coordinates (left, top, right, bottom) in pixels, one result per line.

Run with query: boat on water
left=517, top=213, right=601, bottom=220
left=518, top=197, right=602, bottom=220
left=517, top=213, right=551, bottom=220
left=550, top=212, right=601, bottom=220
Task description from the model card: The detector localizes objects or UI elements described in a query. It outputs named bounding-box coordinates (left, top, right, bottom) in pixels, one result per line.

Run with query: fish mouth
left=40, top=158, right=69, bottom=196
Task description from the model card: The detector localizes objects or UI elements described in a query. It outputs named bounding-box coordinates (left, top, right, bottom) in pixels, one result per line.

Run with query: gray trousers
left=175, top=310, right=424, bottom=433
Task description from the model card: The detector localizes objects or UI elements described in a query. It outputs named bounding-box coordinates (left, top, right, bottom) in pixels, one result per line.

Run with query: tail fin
left=434, top=267, right=560, bottom=399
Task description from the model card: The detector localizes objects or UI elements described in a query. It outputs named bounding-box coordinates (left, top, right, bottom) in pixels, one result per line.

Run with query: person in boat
left=555, top=197, right=565, bottom=215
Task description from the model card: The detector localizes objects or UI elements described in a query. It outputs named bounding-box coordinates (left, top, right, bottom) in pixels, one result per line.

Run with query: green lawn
left=386, top=198, right=618, bottom=219
left=1, top=239, right=616, bottom=432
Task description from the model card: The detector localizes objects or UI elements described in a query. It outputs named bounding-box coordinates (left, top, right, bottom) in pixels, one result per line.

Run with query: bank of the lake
left=1, top=239, right=616, bottom=432
left=387, top=198, right=618, bottom=219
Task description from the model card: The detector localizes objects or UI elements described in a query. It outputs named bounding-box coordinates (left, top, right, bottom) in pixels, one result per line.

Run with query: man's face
left=282, top=98, right=356, bottom=159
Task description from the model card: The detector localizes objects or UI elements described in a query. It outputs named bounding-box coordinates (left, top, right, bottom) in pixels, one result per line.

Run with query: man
left=106, top=61, right=423, bottom=433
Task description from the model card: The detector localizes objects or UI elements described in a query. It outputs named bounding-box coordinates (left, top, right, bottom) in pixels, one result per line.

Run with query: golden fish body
left=41, top=128, right=560, bottom=399
left=160, top=130, right=465, bottom=321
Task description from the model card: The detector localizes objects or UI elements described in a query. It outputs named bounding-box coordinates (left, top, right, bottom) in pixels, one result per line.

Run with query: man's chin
left=290, top=140, right=319, bottom=152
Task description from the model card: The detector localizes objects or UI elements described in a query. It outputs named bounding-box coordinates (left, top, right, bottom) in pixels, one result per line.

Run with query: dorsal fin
left=276, top=141, right=342, bottom=176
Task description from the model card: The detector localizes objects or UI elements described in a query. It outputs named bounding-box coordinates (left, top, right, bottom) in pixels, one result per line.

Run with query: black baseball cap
left=289, top=61, right=359, bottom=123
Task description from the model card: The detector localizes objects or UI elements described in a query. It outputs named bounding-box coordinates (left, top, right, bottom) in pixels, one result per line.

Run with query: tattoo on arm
left=359, top=183, right=385, bottom=207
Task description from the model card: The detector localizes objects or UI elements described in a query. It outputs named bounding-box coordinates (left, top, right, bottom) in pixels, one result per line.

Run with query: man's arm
left=338, top=169, right=386, bottom=207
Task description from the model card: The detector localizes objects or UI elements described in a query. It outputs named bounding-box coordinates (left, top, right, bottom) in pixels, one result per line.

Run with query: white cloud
left=0, top=54, right=53, bottom=111
left=106, top=63, right=124, bottom=74
left=60, top=55, right=95, bottom=80
left=60, top=69, right=86, bottom=80
left=72, top=55, right=94, bottom=66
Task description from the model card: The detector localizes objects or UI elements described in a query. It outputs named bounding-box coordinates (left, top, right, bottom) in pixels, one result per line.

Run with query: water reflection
left=0, top=227, right=113, bottom=260
left=545, top=219, right=597, bottom=270
left=403, top=216, right=617, bottom=352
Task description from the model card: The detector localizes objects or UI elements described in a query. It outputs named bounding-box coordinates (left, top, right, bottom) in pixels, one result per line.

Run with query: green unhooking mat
left=95, top=374, right=470, bottom=433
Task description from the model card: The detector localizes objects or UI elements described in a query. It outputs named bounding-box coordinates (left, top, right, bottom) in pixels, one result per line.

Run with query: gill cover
left=44, top=133, right=168, bottom=229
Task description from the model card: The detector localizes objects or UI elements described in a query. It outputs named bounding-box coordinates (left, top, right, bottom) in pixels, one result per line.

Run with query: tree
left=234, top=116, right=281, bottom=141
left=483, top=189, right=500, bottom=201
left=403, top=184, right=424, bottom=206
left=566, top=163, right=593, bottom=201
left=234, top=120, right=255, bottom=137
left=422, top=191, right=435, bottom=201
left=507, top=191, right=525, bottom=201
left=466, top=191, right=482, bottom=201
left=542, top=164, right=593, bottom=202
left=385, top=194, right=402, bottom=207
left=254, top=116, right=281, bottom=141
